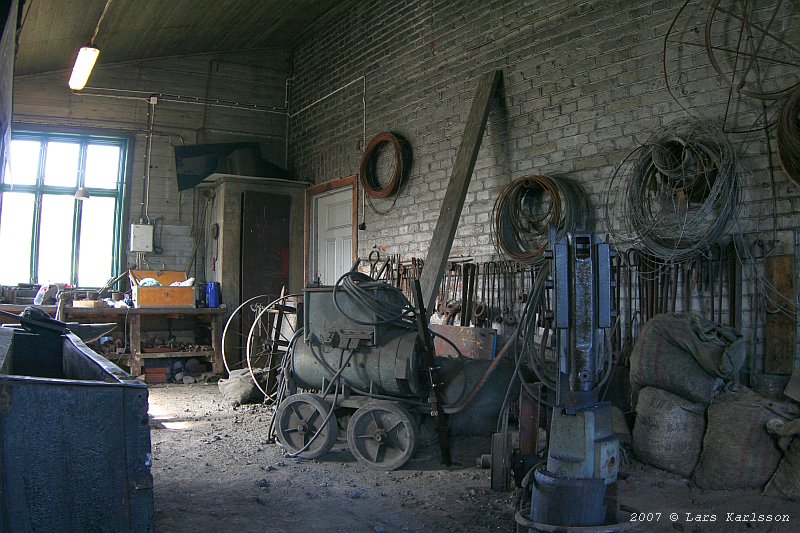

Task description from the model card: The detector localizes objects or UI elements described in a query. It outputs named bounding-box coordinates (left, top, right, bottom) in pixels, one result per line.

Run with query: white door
left=313, top=187, right=353, bottom=285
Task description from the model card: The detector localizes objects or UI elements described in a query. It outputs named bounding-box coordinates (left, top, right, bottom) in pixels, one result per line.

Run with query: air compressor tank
left=293, top=285, right=428, bottom=398
left=291, top=330, right=427, bottom=398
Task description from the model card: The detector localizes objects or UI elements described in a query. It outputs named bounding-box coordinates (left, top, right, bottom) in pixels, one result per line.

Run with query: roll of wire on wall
left=777, top=86, right=800, bottom=189
left=359, top=132, right=407, bottom=199
left=604, top=120, right=741, bottom=263
left=492, top=175, right=589, bottom=265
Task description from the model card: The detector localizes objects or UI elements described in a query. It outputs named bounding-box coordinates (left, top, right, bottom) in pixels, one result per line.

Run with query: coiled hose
left=359, top=132, right=407, bottom=199
left=332, top=271, right=417, bottom=329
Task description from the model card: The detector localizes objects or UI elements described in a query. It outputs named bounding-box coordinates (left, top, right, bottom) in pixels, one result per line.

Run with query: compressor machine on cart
left=268, top=272, right=456, bottom=471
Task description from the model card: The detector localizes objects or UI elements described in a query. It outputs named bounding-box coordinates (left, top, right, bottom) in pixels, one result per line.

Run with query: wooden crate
left=129, top=270, right=195, bottom=308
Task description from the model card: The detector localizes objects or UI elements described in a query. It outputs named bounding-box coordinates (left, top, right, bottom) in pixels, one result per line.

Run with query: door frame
left=304, top=175, right=358, bottom=284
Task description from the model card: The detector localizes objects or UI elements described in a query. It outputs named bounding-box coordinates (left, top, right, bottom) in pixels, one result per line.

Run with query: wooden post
left=419, top=70, right=501, bottom=316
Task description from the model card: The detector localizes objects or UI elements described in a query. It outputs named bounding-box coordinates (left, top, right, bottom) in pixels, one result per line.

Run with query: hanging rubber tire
left=275, top=393, right=337, bottom=459
left=346, top=401, right=417, bottom=471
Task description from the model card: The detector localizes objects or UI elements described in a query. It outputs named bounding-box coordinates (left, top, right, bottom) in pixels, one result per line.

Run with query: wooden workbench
left=65, top=306, right=227, bottom=377
left=0, top=304, right=227, bottom=377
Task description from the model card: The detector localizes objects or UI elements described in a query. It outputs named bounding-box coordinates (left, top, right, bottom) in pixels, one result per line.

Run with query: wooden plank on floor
left=419, top=69, right=501, bottom=316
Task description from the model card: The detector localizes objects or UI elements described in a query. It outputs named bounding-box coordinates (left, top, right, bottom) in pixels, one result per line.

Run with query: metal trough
left=0, top=327, right=154, bottom=532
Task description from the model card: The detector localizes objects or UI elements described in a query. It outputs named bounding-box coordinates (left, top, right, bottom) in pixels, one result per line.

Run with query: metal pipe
left=69, top=91, right=147, bottom=102
left=143, top=97, right=155, bottom=223
left=443, top=329, right=517, bottom=414
left=80, top=87, right=286, bottom=114
left=288, top=76, right=365, bottom=118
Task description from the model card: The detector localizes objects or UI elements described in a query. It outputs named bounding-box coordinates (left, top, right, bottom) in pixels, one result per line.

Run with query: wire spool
left=492, top=175, right=589, bottom=265
left=777, top=86, right=800, bottom=188
left=605, top=120, right=741, bottom=263
left=359, top=132, right=407, bottom=199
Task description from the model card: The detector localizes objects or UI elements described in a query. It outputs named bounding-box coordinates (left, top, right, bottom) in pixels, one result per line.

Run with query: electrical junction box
left=130, top=224, right=154, bottom=252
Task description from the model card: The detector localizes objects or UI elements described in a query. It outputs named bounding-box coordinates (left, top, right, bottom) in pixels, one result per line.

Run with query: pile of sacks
left=629, top=313, right=800, bottom=499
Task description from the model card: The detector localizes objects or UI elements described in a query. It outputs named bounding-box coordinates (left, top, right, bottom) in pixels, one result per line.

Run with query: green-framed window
left=0, top=131, right=128, bottom=287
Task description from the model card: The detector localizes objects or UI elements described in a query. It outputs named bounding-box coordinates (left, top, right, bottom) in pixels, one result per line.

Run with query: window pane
left=84, top=144, right=120, bottom=189
left=44, top=141, right=80, bottom=187
left=37, top=195, right=75, bottom=284
left=0, top=192, right=35, bottom=284
left=9, top=139, right=41, bottom=185
left=77, top=197, right=115, bottom=287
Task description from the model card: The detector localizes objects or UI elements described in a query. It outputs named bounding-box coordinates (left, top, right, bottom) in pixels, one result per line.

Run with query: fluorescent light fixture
left=68, top=46, right=100, bottom=90
left=75, top=187, right=91, bottom=200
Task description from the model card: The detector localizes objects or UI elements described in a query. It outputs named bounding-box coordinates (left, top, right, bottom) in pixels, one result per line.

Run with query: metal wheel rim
left=705, top=0, right=800, bottom=101
left=275, top=393, right=337, bottom=459
left=221, top=293, right=274, bottom=374
left=346, top=401, right=417, bottom=471
left=662, top=0, right=798, bottom=133
left=245, top=293, right=302, bottom=401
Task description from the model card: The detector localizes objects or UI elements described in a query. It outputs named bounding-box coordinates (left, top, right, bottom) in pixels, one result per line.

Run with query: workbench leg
left=211, top=314, right=224, bottom=375
left=130, top=314, right=143, bottom=377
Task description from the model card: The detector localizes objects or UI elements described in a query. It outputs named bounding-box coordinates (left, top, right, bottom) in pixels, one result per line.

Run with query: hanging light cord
left=90, top=0, right=113, bottom=46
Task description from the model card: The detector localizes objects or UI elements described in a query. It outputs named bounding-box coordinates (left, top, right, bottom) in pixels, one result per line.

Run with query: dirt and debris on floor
left=148, top=384, right=798, bottom=533
left=148, top=383, right=515, bottom=532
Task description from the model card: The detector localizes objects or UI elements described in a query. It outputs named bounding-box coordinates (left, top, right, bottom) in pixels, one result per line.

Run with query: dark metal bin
left=0, top=328, right=154, bottom=532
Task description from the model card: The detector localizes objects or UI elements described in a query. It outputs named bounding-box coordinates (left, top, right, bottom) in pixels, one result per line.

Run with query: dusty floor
left=148, top=384, right=798, bottom=533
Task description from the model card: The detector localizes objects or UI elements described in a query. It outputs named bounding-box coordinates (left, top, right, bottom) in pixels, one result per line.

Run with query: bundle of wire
left=492, top=175, right=589, bottom=265
left=604, top=120, right=741, bottom=262
left=332, top=271, right=417, bottom=329
left=777, top=86, right=800, bottom=188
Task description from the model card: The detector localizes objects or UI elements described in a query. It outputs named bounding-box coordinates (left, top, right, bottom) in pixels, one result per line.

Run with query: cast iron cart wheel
left=275, top=393, right=338, bottom=459
left=346, top=401, right=418, bottom=471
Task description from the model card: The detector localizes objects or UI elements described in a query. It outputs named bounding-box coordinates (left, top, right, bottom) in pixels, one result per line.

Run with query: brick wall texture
left=288, top=0, right=799, bottom=262
left=287, top=0, right=800, bottom=372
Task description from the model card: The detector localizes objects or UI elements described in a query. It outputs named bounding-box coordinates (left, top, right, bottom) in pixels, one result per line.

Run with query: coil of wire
left=359, top=132, right=407, bottom=199
left=492, top=174, right=589, bottom=265
left=604, top=120, right=740, bottom=263
left=777, top=86, right=800, bottom=188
